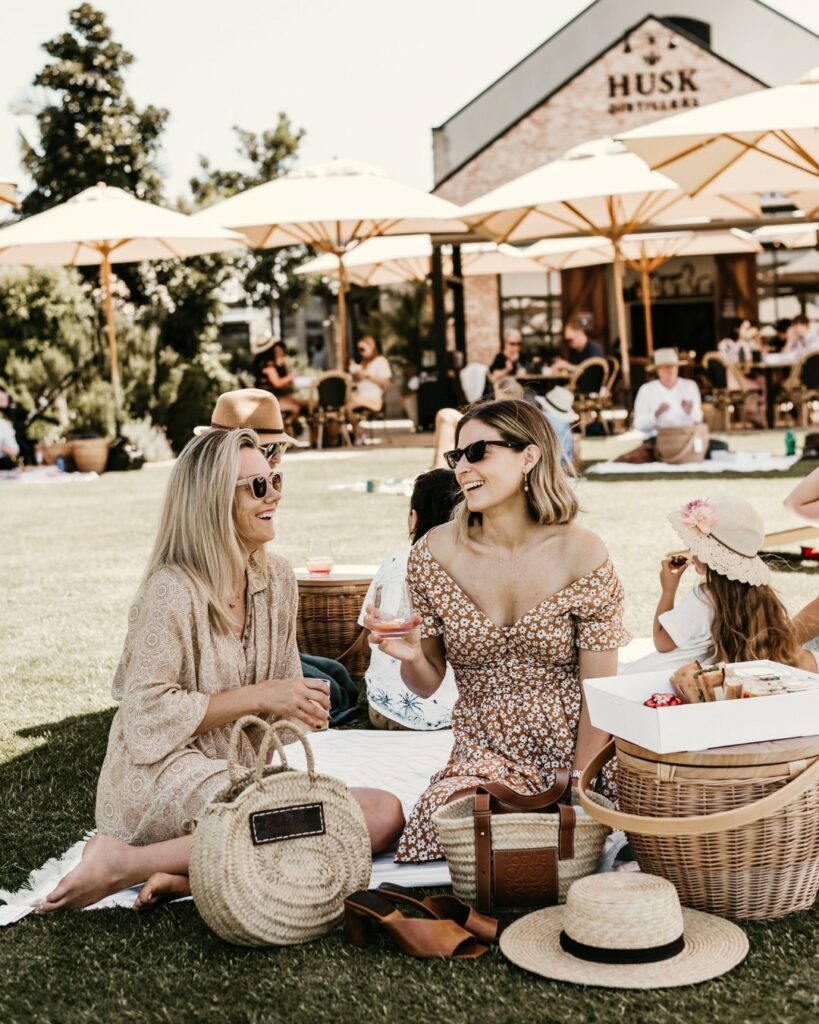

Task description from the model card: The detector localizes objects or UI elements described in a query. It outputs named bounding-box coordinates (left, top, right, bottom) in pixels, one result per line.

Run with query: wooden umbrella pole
left=611, top=240, right=631, bottom=391
left=337, top=256, right=349, bottom=371
left=640, top=262, right=655, bottom=359
left=99, top=252, right=122, bottom=432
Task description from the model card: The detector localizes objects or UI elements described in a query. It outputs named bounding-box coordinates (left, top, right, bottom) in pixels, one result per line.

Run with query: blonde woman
left=366, top=399, right=629, bottom=862
left=38, top=429, right=404, bottom=911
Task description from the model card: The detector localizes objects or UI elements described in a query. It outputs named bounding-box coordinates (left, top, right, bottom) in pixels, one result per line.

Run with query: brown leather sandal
left=343, top=891, right=489, bottom=959
left=376, top=882, right=503, bottom=943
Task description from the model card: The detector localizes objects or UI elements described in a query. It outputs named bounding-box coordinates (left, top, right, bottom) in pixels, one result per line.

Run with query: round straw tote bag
left=432, top=770, right=611, bottom=913
left=579, top=737, right=819, bottom=921
left=189, top=716, right=371, bottom=946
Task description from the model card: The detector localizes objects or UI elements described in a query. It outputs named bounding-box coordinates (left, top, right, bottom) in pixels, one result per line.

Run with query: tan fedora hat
left=543, top=385, right=579, bottom=424
left=500, top=873, right=748, bottom=989
left=194, top=388, right=297, bottom=444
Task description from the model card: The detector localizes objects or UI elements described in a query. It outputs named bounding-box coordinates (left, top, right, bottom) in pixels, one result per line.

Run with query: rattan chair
left=701, top=352, right=757, bottom=431
left=308, top=372, right=353, bottom=449
left=775, top=351, right=819, bottom=427
left=567, top=357, right=609, bottom=435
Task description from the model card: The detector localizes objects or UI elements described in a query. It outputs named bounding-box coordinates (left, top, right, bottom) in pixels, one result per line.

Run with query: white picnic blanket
left=588, top=452, right=800, bottom=475
left=0, top=729, right=455, bottom=925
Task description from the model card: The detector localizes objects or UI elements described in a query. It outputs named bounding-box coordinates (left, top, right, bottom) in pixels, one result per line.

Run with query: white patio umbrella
left=755, top=222, right=819, bottom=249
left=772, top=248, right=819, bottom=285
left=0, top=178, right=17, bottom=206
left=618, top=68, right=819, bottom=197
left=295, top=234, right=546, bottom=286
left=528, top=229, right=760, bottom=357
left=194, top=160, right=467, bottom=367
left=461, top=138, right=760, bottom=385
left=0, top=183, right=246, bottom=425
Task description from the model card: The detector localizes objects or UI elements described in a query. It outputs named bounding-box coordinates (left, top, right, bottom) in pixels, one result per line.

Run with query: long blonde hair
left=452, top=399, right=578, bottom=540
left=141, top=428, right=259, bottom=634
left=705, top=569, right=805, bottom=667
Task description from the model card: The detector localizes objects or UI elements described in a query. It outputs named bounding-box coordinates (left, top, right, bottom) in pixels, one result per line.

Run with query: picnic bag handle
left=578, top=740, right=819, bottom=837
left=227, top=717, right=317, bottom=786
left=445, top=769, right=572, bottom=814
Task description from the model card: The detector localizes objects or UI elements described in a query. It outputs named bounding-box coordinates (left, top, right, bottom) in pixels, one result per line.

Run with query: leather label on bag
left=249, top=802, right=326, bottom=845
left=493, top=847, right=558, bottom=908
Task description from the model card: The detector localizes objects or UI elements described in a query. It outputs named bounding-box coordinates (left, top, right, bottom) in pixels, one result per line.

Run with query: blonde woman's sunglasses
left=235, top=471, right=283, bottom=499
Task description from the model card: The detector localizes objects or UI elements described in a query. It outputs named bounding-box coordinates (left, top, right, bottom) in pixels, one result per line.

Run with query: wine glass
left=306, top=538, right=335, bottom=577
left=369, top=580, right=415, bottom=642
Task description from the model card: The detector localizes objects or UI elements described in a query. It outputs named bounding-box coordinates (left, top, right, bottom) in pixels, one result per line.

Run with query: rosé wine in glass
left=306, top=539, right=334, bottom=577
left=369, top=581, right=415, bottom=642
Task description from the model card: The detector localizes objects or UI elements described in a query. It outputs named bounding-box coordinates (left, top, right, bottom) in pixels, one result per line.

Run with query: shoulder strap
left=447, top=769, right=571, bottom=813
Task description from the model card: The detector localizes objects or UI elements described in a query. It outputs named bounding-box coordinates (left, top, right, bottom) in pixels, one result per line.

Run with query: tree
left=19, top=3, right=168, bottom=214
left=189, top=117, right=313, bottom=337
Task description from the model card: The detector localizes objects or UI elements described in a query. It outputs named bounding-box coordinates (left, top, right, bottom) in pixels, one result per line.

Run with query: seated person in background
left=534, top=385, right=578, bottom=471
left=346, top=335, right=392, bottom=441
left=197, top=388, right=359, bottom=725
left=484, top=328, right=524, bottom=397
left=254, top=341, right=306, bottom=427
left=770, top=318, right=792, bottom=353
left=623, top=496, right=816, bottom=676
left=783, top=313, right=819, bottom=355
left=551, top=319, right=604, bottom=374
left=717, top=320, right=765, bottom=428
left=0, top=389, right=20, bottom=470
left=358, top=469, right=461, bottom=730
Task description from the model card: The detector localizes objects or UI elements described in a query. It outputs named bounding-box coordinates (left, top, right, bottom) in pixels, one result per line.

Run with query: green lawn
left=2, top=444, right=818, bottom=1024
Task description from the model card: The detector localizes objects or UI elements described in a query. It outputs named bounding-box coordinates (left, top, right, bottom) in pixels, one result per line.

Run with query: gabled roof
left=432, top=0, right=819, bottom=186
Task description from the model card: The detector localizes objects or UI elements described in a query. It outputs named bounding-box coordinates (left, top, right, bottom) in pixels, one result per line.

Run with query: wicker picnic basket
left=433, top=773, right=611, bottom=913
left=189, top=716, right=371, bottom=946
left=296, top=574, right=372, bottom=676
left=579, top=737, right=819, bottom=920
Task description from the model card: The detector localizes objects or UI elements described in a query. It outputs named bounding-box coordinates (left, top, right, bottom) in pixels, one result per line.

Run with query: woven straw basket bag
left=579, top=738, right=819, bottom=920
left=432, top=771, right=610, bottom=913
left=189, top=716, right=371, bottom=946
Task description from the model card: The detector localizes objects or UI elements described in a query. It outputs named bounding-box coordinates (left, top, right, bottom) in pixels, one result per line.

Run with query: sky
left=2, top=0, right=818, bottom=206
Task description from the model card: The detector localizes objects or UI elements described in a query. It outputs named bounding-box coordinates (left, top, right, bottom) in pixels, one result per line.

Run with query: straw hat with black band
left=195, top=388, right=297, bottom=444
left=500, top=873, right=748, bottom=988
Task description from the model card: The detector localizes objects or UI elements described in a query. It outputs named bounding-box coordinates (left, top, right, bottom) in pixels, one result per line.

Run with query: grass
left=2, top=442, right=819, bottom=1024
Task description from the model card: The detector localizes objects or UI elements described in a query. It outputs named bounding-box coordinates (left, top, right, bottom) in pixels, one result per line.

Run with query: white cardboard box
left=583, top=661, right=819, bottom=754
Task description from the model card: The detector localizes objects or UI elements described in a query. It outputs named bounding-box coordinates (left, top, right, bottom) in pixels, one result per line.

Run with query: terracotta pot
left=71, top=438, right=110, bottom=473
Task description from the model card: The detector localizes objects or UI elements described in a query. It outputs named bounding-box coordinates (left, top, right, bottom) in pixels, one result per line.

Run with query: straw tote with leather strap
left=578, top=738, right=819, bottom=920
left=433, top=770, right=610, bottom=913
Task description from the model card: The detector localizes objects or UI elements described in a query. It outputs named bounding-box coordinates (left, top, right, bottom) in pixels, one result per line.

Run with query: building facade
left=432, top=1, right=819, bottom=364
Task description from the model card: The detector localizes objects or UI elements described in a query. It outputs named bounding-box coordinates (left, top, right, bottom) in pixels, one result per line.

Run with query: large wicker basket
left=579, top=737, right=819, bottom=920
left=296, top=573, right=372, bottom=677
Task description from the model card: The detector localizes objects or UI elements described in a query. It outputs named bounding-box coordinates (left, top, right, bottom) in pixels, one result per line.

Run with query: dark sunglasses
left=236, top=471, right=283, bottom=500
left=443, top=440, right=525, bottom=470
left=262, top=442, right=288, bottom=463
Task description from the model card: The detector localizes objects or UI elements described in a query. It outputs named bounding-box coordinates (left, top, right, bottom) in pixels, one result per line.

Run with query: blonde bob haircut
left=452, top=398, right=578, bottom=540
left=141, top=427, right=260, bottom=635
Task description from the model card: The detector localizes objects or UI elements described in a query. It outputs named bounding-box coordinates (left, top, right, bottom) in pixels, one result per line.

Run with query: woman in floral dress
left=366, top=399, right=629, bottom=862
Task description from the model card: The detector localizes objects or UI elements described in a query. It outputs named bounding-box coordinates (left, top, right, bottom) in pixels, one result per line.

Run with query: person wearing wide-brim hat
left=500, top=873, right=748, bottom=989
left=197, top=388, right=360, bottom=726
left=536, top=386, right=578, bottom=471
left=195, top=388, right=298, bottom=465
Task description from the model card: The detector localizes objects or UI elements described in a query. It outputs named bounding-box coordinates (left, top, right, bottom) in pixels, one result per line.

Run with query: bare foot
left=35, top=834, right=133, bottom=913
left=134, top=872, right=191, bottom=910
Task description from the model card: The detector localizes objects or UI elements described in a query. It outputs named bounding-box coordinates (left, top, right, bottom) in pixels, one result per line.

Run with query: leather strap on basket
left=578, top=740, right=819, bottom=837
left=468, top=774, right=576, bottom=914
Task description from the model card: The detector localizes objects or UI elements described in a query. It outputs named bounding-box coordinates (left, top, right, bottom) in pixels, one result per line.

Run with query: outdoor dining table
left=294, top=564, right=378, bottom=676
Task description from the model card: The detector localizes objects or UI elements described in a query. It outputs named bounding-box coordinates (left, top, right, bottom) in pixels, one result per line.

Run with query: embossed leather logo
left=249, top=802, right=325, bottom=845
left=493, top=847, right=558, bottom=908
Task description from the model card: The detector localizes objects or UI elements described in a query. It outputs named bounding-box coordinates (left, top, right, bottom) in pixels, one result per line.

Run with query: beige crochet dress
left=95, top=551, right=301, bottom=844
left=395, top=536, right=629, bottom=863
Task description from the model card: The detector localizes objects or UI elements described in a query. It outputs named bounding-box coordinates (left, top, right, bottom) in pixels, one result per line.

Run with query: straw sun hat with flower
left=500, top=873, right=748, bottom=989
left=668, top=496, right=770, bottom=587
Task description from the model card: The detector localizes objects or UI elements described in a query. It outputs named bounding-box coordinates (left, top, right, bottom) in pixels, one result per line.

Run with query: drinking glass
left=306, top=539, right=335, bottom=577
left=369, top=580, right=415, bottom=642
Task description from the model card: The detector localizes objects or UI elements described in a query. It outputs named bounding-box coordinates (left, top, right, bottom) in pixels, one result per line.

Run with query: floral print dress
left=395, top=535, right=629, bottom=863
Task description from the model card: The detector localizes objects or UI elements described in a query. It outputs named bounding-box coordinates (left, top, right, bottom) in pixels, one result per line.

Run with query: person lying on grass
left=37, top=428, right=404, bottom=913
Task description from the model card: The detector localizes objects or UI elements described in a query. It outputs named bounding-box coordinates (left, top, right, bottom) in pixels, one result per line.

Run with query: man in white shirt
left=0, top=389, right=20, bottom=470
left=632, top=348, right=703, bottom=437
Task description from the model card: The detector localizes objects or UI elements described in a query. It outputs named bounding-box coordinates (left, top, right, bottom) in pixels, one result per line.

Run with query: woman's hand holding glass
left=364, top=581, right=422, bottom=662
left=256, top=676, right=330, bottom=730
